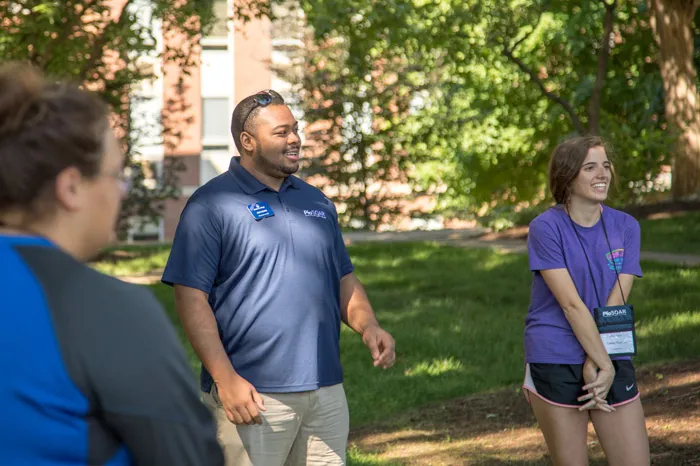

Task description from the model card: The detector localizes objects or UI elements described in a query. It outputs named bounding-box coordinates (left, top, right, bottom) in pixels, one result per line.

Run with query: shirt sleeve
left=96, top=287, right=224, bottom=466
left=162, top=201, right=222, bottom=293
left=527, top=219, right=566, bottom=272
left=12, top=247, right=223, bottom=466
left=328, top=199, right=354, bottom=277
left=621, top=216, right=643, bottom=277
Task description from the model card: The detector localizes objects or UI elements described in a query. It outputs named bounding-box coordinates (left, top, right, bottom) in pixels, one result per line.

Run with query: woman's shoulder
left=527, top=206, right=569, bottom=242
left=602, top=205, right=641, bottom=229
left=530, top=205, right=567, bottom=229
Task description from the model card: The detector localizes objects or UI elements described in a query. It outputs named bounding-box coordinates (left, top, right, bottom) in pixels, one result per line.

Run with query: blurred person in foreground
left=0, top=62, right=223, bottom=466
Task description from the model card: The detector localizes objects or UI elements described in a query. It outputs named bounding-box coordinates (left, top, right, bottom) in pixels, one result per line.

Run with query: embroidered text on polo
left=303, top=209, right=327, bottom=219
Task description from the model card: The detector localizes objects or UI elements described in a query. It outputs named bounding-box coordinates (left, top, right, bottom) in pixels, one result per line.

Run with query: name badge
left=594, top=304, right=636, bottom=356
left=247, top=202, right=275, bottom=221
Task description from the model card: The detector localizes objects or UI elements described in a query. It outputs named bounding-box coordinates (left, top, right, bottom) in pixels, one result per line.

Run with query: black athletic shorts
left=522, top=360, right=639, bottom=408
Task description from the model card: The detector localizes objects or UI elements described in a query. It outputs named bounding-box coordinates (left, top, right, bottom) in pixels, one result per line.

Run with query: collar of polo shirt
left=228, top=157, right=300, bottom=194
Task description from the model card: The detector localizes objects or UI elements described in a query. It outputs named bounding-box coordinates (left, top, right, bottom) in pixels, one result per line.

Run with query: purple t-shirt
left=524, top=204, right=643, bottom=364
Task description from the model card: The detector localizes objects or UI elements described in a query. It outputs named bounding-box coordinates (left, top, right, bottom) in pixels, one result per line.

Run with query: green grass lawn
left=142, top=242, right=700, bottom=429
left=92, top=243, right=172, bottom=276
left=639, top=211, right=700, bottom=255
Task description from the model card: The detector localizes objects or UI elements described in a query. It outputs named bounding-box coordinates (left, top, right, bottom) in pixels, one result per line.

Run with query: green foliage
left=0, top=0, right=208, bottom=234
left=294, top=0, right=438, bottom=229
left=298, top=0, right=675, bottom=225
left=0, top=0, right=264, bottom=236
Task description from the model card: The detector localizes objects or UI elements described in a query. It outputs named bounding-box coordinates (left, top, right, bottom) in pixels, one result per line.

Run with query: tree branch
left=502, top=46, right=585, bottom=134
left=501, top=4, right=585, bottom=134
left=508, top=16, right=542, bottom=53
left=587, top=0, right=617, bottom=135
left=79, top=0, right=134, bottom=81
left=43, top=1, right=89, bottom=70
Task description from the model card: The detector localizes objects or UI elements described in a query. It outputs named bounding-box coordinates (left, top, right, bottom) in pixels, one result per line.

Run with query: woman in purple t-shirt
left=522, top=136, right=650, bottom=465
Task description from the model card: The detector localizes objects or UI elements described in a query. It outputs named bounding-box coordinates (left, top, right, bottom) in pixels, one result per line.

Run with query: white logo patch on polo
left=304, top=209, right=327, bottom=219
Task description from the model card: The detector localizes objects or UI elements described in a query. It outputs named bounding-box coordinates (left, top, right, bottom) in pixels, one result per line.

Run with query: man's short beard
left=255, top=145, right=299, bottom=176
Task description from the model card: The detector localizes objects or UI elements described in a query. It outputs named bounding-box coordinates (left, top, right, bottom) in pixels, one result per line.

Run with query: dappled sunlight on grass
left=347, top=446, right=400, bottom=466
left=340, top=245, right=700, bottom=426
left=630, top=260, right=700, bottom=364
left=339, top=243, right=531, bottom=425
left=403, top=357, right=466, bottom=378
left=113, top=241, right=700, bottom=431
left=636, top=311, right=700, bottom=365
left=91, top=243, right=172, bottom=276
left=640, top=212, right=700, bottom=255
left=365, top=425, right=547, bottom=465
left=637, top=312, right=700, bottom=338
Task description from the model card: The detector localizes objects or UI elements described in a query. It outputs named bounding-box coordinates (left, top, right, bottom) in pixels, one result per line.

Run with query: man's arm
left=339, top=273, right=379, bottom=333
left=340, top=273, right=396, bottom=368
left=174, top=286, right=234, bottom=387
left=174, top=285, right=265, bottom=425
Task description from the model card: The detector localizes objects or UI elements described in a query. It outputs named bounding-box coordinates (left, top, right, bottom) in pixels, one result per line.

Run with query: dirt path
left=115, top=228, right=700, bottom=285
left=343, top=228, right=700, bottom=267
left=349, top=360, right=700, bottom=465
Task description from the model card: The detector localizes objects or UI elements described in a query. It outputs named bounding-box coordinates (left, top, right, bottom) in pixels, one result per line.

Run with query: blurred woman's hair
left=0, top=62, right=109, bottom=214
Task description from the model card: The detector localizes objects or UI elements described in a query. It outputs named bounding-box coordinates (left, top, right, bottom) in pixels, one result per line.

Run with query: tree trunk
left=648, top=0, right=700, bottom=199
left=587, top=0, right=617, bottom=135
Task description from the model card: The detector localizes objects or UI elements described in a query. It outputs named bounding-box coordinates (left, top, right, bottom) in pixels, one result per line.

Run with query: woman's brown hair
left=548, top=135, right=616, bottom=204
left=0, top=62, right=109, bottom=213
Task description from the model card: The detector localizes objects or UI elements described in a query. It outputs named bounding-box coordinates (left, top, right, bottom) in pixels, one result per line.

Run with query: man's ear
left=240, top=131, right=255, bottom=153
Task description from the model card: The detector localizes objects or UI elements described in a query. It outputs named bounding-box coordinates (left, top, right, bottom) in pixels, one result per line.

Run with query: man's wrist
left=359, top=321, right=380, bottom=335
left=210, top=361, right=238, bottom=385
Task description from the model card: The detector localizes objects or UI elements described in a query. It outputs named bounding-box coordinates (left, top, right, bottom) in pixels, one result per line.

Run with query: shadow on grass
left=147, top=241, right=700, bottom=431
left=348, top=359, right=700, bottom=465
left=381, top=436, right=700, bottom=466
left=339, top=243, right=700, bottom=427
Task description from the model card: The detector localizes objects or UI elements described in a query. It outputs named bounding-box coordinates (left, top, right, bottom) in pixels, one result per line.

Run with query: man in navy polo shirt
left=162, top=90, right=396, bottom=466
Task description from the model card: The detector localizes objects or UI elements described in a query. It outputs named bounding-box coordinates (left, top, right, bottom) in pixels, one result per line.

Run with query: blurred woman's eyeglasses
left=101, top=169, right=132, bottom=193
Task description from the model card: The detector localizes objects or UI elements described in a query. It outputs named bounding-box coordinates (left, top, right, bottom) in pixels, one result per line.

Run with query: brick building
left=127, top=0, right=303, bottom=241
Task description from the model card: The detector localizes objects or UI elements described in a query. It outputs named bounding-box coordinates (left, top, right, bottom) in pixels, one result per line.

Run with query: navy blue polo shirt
left=162, top=158, right=354, bottom=394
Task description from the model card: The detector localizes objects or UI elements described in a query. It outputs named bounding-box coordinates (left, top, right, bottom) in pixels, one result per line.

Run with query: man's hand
left=362, top=324, right=396, bottom=369
left=215, top=373, right=266, bottom=425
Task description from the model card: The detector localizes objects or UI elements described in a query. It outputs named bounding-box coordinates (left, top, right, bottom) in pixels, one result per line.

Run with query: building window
left=201, top=47, right=232, bottom=148
left=202, top=97, right=230, bottom=142
left=200, top=146, right=232, bottom=184
left=207, top=0, right=229, bottom=38
left=200, top=48, right=232, bottom=96
left=200, top=45, right=233, bottom=184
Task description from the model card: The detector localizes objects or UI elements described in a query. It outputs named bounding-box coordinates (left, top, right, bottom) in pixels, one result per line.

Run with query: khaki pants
left=202, top=384, right=349, bottom=466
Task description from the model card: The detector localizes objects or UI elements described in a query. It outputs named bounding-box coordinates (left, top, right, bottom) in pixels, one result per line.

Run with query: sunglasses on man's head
left=240, top=89, right=285, bottom=133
